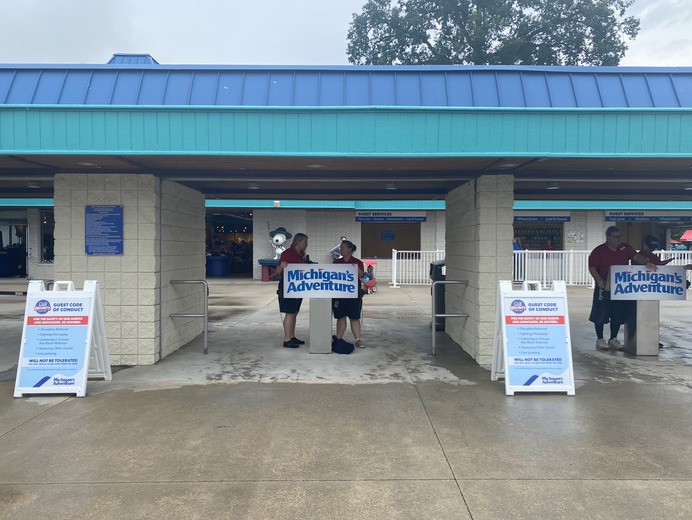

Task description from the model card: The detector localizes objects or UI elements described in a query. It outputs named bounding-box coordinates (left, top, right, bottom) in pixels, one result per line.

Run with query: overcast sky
left=0, top=0, right=689, bottom=67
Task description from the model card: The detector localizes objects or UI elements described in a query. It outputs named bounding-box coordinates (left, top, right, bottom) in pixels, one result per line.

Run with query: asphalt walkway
left=1, top=278, right=691, bottom=519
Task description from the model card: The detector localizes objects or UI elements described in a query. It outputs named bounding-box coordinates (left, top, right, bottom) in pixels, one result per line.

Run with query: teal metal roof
left=1, top=54, right=692, bottom=108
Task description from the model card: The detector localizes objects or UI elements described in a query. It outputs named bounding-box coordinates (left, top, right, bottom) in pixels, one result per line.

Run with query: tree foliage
left=347, top=0, right=640, bottom=66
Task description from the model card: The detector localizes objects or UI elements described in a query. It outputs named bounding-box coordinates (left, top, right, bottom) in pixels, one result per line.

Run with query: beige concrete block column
left=444, top=175, right=514, bottom=367
left=53, top=174, right=205, bottom=366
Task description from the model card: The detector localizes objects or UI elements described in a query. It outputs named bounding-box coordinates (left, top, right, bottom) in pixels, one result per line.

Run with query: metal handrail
left=431, top=280, right=469, bottom=356
left=170, top=279, right=209, bottom=355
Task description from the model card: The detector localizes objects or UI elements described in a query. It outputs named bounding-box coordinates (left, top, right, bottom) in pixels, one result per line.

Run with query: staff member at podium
left=588, top=226, right=656, bottom=351
left=275, top=233, right=309, bottom=348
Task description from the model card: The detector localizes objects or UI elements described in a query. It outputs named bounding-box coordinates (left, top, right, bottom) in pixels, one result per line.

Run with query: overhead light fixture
left=248, top=182, right=260, bottom=190
left=76, top=161, right=99, bottom=167
left=385, top=182, right=397, bottom=190
left=546, top=182, right=559, bottom=190
left=685, top=184, right=692, bottom=191
left=27, top=181, right=41, bottom=189
left=306, top=163, right=325, bottom=169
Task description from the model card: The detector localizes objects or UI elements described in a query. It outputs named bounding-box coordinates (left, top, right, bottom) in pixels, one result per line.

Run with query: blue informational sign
left=17, top=295, right=91, bottom=391
left=610, top=265, right=687, bottom=301
left=356, top=211, right=427, bottom=222
left=492, top=281, right=575, bottom=396
left=85, top=205, right=124, bottom=255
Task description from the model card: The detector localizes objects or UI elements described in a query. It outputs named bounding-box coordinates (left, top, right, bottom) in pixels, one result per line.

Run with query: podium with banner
left=491, top=280, right=575, bottom=396
left=14, top=280, right=111, bottom=398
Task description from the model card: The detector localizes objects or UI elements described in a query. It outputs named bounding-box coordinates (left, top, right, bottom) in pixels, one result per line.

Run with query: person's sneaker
left=596, top=339, right=608, bottom=350
left=283, top=339, right=300, bottom=348
left=291, top=337, right=305, bottom=345
left=355, top=339, right=365, bottom=348
left=608, top=338, right=624, bottom=351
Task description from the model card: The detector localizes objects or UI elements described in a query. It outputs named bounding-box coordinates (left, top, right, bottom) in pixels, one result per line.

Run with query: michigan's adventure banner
left=283, top=264, right=358, bottom=298
left=610, top=265, right=686, bottom=301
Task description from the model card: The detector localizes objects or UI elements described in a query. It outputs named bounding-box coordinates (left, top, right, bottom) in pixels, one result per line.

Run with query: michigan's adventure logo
left=613, top=270, right=685, bottom=297
left=286, top=267, right=356, bottom=294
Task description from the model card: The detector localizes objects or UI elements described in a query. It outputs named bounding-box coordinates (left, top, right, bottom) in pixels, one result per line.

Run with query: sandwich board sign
left=14, top=280, right=112, bottom=398
left=491, top=280, right=575, bottom=396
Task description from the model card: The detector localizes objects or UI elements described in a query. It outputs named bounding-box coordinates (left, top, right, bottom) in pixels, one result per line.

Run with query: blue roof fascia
left=0, top=198, right=54, bottom=207
left=515, top=201, right=692, bottom=210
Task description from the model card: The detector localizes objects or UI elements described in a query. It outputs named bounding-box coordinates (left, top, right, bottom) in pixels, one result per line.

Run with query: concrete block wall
left=445, top=175, right=513, bottom=367
left=160, top=181, right=206, bottom=360
left=586, top=211, right=608, bottom=251
left=54, top=173, right=164, bottom=366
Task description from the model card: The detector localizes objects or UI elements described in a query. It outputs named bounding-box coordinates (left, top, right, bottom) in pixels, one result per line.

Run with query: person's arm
left=274, top=260, right=288, bottom=277
left=589, top=266, right=606, bottom=290
left=632, top=252, right=657, bottom=271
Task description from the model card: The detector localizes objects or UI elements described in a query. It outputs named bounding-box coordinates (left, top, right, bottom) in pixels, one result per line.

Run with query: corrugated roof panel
left=647, top=74, right=680, bottom=107
left=496, top=72, right=526, bottom=107
left=241, top=71, right=271, bottom=105
left=216, top=71, right=244, bottom=105
left=5, top=71, right=40, bottom=104
left=108, top=54, right=159, bottom=65
left=545, top=73, right=577, bottom=107
left=344, top=72, right=370, bottom=105
left=267, top=71, right=296, bottom=106
left=395, top=73, right=422, bottom=106
left=111, top=71, right=143, bottom=105
left=523, top=73, right=551, bottom=107
left=672, top=75, right=692, bottom=107
left=189, top=71, right=219, bottom=105
left=572, top=74, right=604, bottom=107
left=84, top=71, right=117, bottom=104
left=31, top=70, right=66, bottom=104
left=445, top=72, right=474, bottom=106
left=163, top=71, right=194, bottom=105
left=138, top=71, right=169, bottom=105
left=471, top=72, right=501, bottom=107
left=293, top=72, right=319, bottom=106
left=58, top=71, right=91, bottom=103
left=318, top=72, right=345, bottom=105
left=419, top=72, right=447, bottom=106
left=371, top=72, right=396, bottom=105
left=596, top=74, right=628, bottom=107
left=621, top=74, right=654, bottom=107
left=0, top=70, right=14, bottom=103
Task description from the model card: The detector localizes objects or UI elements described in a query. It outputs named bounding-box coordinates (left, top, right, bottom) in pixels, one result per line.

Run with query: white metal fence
left=391, top=249, right=692, bottom=288
left=391, top=249, right=445, bottom=286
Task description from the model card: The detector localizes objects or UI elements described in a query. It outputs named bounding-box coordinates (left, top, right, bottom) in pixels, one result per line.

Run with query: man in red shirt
left=588, top=226, right=656, bottom=351
left=275, top=233, right=309, bottom=348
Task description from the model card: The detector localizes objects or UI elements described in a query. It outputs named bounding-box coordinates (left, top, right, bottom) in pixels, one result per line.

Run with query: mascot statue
left=269, top=227, right=292, bottom=260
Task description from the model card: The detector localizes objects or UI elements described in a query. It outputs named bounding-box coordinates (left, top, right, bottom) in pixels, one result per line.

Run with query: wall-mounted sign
left=356, top=211, right=426, bottom=222
left=283, top=264, right=358, bottom=299
left=605, top=211, right=692, bottom=222
left=85, top=205, right=124, bottom=255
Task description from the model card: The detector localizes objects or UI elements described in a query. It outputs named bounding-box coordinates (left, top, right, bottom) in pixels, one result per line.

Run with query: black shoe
left=291, top=337, right=305, bottom=345
left=283, top=339, right=300, bottom=348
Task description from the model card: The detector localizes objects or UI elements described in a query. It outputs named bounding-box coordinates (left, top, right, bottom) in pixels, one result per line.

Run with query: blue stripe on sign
left=33, top=376, right=51, bottom=387
left=523, top=375, right=539, bottom=386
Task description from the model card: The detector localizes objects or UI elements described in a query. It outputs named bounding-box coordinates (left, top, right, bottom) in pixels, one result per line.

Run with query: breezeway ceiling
left=1, top=154, right=692, bottom=201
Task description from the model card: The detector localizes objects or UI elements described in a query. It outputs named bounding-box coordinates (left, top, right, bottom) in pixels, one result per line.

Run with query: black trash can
left=430, top=260, right=446, bottom=331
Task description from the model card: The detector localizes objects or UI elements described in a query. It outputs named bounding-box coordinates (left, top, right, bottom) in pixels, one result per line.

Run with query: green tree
left=347, top=0, right=640, bottom=66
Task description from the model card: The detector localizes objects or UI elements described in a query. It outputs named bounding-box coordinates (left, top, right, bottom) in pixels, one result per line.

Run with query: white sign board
left=610, top=265, right=687, bottom=300
left=283, top=264, right=358, bottom=299
left=14, top=280, right=112, bottom=398
left=491, top=281, right=575, bottom=396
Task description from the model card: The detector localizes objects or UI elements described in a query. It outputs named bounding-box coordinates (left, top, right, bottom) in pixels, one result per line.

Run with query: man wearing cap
left=588, top=226, right=657, bottom=351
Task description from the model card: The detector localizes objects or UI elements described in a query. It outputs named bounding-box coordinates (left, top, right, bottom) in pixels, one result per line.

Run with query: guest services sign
left=610, top=265, right=687, bottom=301
left=283, top=264, right=358, bottom=298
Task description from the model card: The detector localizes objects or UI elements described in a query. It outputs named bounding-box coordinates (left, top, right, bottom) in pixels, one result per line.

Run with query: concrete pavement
left=1, top=277, right=691, bottom=519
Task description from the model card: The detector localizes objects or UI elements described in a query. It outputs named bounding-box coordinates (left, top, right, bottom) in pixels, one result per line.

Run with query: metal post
left=391, top=249, right=399, bottom=288
left=431, top=280, right=469, bottom=356
left=170, top=279, right=209, bottom=355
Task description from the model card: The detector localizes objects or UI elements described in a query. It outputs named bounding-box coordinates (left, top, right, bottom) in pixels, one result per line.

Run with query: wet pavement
left=1, top=277, right=691, bottom=519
